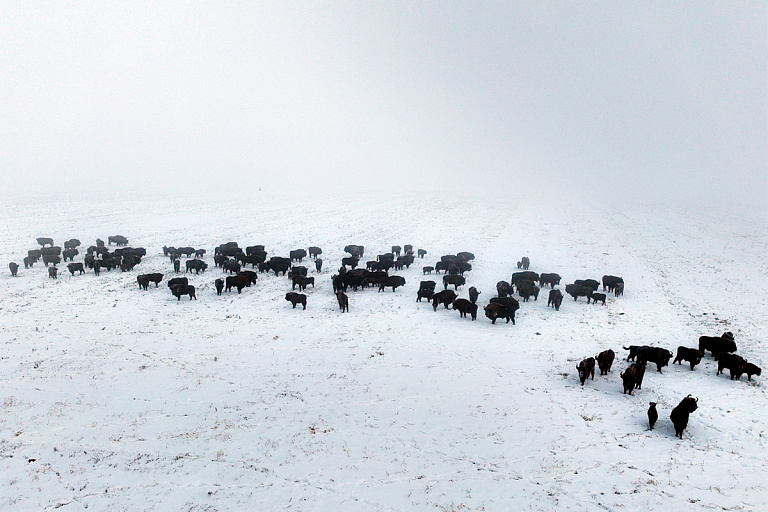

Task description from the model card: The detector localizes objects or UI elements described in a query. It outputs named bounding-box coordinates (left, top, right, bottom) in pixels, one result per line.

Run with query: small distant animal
left=171, top=284, right=197, bottom=301
left=614, top=282, right=624, bottom=296
left=517, top=256, right=530, bottom=270
left=716, top=353, right=747, bottom=380
left=174, top=259, right=181, bottom=273
left=108, top=235, right=129, bottom=246
left=620, top=362, right=645, bottom=395
left=432, top=290, right=457, bottom=311
left=285, top=292, right=307, bottom=309
left=699, top=332, right=737, bottom=360
left=577, top=357, right=596, bottom=386
left=9, top=262, right=19, bottom=277
left=547, top=289, right=563, bottom=310
left=67, top=263, right=85, bottom=276
left=336, top=291, right=349, bottom=312
left=496, top=281, right=513, bottom=298
left=315, top=258, right=323, bottom=273
left=596, top=349, right=615, bottom=375
left=565, top=284, right=590, bottom=301
left=48, top=266, right=58, bottom=279
left=468, top=286, right=480, bottom=304
left=309, top=246, right=322, bottom=259
left=588, top=292, right=606, bottom=305
left=602, top=275, right=624, bottom=293
left=417, top=249, right=427, bottom=258
left=648, top=402, right=658, bottom=430
left=422, top=266, right=434, bottom=275
left=673, top=347, right=703, bottom=370
left=452, top=298, right=477, bottom=320
left=743, top=362, right=762, bottom=381
left=214, top=278, right=224, bottom=295
left=670, top=395, right=698, bottom=439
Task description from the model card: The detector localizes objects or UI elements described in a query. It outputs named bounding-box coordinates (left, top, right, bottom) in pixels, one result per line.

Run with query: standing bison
left=577, top=357, right=596, bottom=385
left=108, top=235, right=129, bottom=246
left=285, top=292, right=307, bottom=309
left=670, top=395, right=698, bottom=439
left=547, top=289, right=563, bottom=310
left=9, top=262, right=19, bottom=277
left=596, top=349, right=615, bottom=375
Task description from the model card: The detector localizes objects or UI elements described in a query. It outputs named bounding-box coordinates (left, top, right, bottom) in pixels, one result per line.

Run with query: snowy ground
left=0, top=191, right=766, bottom=511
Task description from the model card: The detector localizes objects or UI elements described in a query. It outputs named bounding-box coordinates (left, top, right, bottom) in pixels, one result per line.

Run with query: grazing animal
left=37, top=237, right=54, bottom=247
left=225, top=275, right=249, bottom=293
left=468, top=286, right=480, bottom=304
left=620, top=362, right=644, bottom=395
left=488, top=297, right=520, bottom=324
left=334, top=290, right=349, bottom=312
left=23, top=256, right=35, bottom=269
left=602, top=275, right=624, bottom=292
left=574, top=279, right=600, bottom=292
left=648, top=402, right=658, bottom=430
left=186, top=259, right=209, bottom=274
left=168, top=277, right=189, bottom=289
left=379, top=275, right=406, bottom=292
left=342, top=256, right=359, bottom=269
left=518, top=256, right=530, bottom=270
left=517, top=282, right=540, bottom=302
left=417, top=281, right=436, bottom=302
left=623, top=345, right=673, bottom=373
left=483, top=300, right=518, bottom=325
left=432, top=290, right=457, bottom=311
left=496, top=281, right=513, bottom=298
left=285, top=292, right=307, bottom=309
left=717, top=353, right=747, bottom=380
left=699, top=332, right=737, bottom=360
left=539, top=273, right=561, bottom=288
left=588, top=292, right=606, bottom=305
left=673, top=347, right=703, bottom=370
left=417, top=249, right=427, bottom=258
left=547, top=289, right=563, bottom=310
left=195, top=249, right=206, bottom=258
left=457, top=251, right=475, bottom=261
left=596, top=349, right=615, bottom=375
left=577, top=357, right=596, bottom=385
left=171, top=284, right=197, bottom=301
left=67, top=262, right=85, bottom=275
left=137, top=274, right=151, bottom=290
left=743, top=362, right=762, bottom=381
left=565, top=284, right=590, bottom=301
left=308, top=246, right=322, bottom=259
left=48, top=266, right=58, bottom=279
left=391, top=245, right=401, bottom=256
left=215, top=278, right=224, bottom=295
left=422, top=266, right=434, bottom=275
left=344, top=245, right=364, bottom=258
left=670, top=395, right=698, bottom=439
left=108, top=235, right=129, bottom=246
left=9, top=262, right=19, bottom=277
left=452, top=299, right=478, bottom=320
left=443, top=274, right=465, bottom=290
left=43, top=254, right=61, bottom=267
left=174, top=259, right=181, bottom=273
left=614, top=282, right=624, bottom=297
left=62, top=248, right=79, bottom=261
left=290, top=249, right=307, bottom=262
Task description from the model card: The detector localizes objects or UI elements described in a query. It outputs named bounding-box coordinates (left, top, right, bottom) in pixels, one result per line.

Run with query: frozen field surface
left=0, top=192, right=766, bottom=511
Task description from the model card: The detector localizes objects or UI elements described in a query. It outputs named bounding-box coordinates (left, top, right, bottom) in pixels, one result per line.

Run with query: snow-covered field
left=0, top=191, right=766, bottom=511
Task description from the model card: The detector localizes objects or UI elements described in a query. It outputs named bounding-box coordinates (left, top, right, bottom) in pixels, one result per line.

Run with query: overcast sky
left=1, top=2, right=765, bottom=206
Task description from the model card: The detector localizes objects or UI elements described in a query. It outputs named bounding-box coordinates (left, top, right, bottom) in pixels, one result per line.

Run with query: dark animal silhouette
left=48, top=266, right=58, bottom=279
left=648, top=402, right=658, bottom=430
left=548, top=289, right=563, bottom=310
left=285, top=292, right=307, bottom=309
left=602, top=275, right=624, bottom=292
left=670, top=395, right=698, bottom=438
left=9, top=262, right=19, bottom=277
left=171, top=284, right=197, bottom=300
left=67, top=263, right=85, bottom=275
left=432, top=290, right=457, bottom=311
left=577, top=357, right=596, bottom=385
left=468, top=286, right=480, bottom=304
left=336, top=291, right=349, bottom=312
left=108, top=235, right=129, bottom=246
left=699, top=332, right=737, bottom=360
left=452, top=298, right=477, bottom=320
left=565, top=284, right=590, bottom=301
left=215, top=278, right=224, bottom=295
left=37, top=237, right=54, bottom=247
left=673, top=347, right=703, bottom=370
left=588, top=291, right=606, bottom=305
left=596, top=349, right=615, bottom=375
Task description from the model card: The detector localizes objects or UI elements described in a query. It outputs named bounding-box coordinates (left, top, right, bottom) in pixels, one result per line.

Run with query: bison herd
left=8, top=235, right=759, bottom=441
left=575, top=330, right=760, bottom=439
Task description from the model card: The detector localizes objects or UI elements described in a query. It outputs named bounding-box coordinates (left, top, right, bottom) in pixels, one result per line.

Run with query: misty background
left=0, top=2, right=765, bottom=208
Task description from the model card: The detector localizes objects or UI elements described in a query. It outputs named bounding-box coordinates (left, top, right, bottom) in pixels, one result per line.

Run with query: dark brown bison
left=48, top=266, right=58, bottom=279
left=336, top=291, right=349, bottom=312
left=699, top=332, right=737, bottom=360
left=517, top=281, right=540, bottom=302
left=226, top=275, right=249, bottom=293
left=577, top=357, right=595, bottom=385
left=670, top=395, right=698, bottom=439
left=37, top=237, right=54, bottom=247
left=565, top=284, right=590, bottom=301
left=422, top=266, right=434, bottom=275
left=168, top=277, right=188, bottom=289
left=64, top=239, right=81, bottom=250
left=673, top=347, right=703, bottom=370
left=215, top=278, right=224, bottom=295
left=517, top=256, right=530, bottom=270
left=290, top=249, right=307, bottom=262
left=379, top=275, right=406, bottom=292
left=488, top=297, right=520, bottom=325
left=484, top=303, right=513, bottom=325
left=496, top=281, right=513, bottom=298
left=9, top=262, right=19, bottom=277
left=717, top=353, right=747, bottom=380
left=443, top=274, right=465, bottom=290
left=648, top=402, right=658, bottom=430
left=315, top=258, right=323, bottom=273
left=602, top=275, right=624, bottom=292
left=620, top=362, right=645, bottom=395
left=574, top=279, right=599, bottom=292
left=596, top=349, right=615, bottom=375
left=417, top=249, right=427, bottom=258
left=309, top=246, right=322, bottom=259
left=67, top=262, right=85, bottom=275
left=108, top=235, right=129, bottom=246
left=468, top=286, right=480, bottom=304
left=432, top=290, right=457, bottom=311
left=624, top=346, right=672, bottom=373
left=285, top=292, right=307, bottom=309
left=452, top=299, right=477, bottom=320
left=743, top=362, right=762, bottom=381
left=547, top=289, right=563, bottom=310
left=588, top=292, right=606, bottom=305
left=539, top=273, right=561, bottom=288
left=171, top=284, right=197, bottom=300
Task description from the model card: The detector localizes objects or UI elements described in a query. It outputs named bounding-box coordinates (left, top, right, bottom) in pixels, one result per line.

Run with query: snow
left=0, top=191, right=766, bottom=511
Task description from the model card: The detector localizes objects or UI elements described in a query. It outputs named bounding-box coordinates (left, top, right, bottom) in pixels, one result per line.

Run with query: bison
left=48, top=266, right=58, bottom=279
left=517, top=256, right=530, bottom=270
left=336, top=290, right=349, bottom=312
left=517, top=281, right=540, bottom=302
left=624, top=345, right=672, bottom=373
left=468, top=286, right=480, bottom=304
left=37, top=237, right=54, bottom=247
left=699, top=332, right=737, bottom=360
left=620, top=362, right=645, bottom=395
left=171, top=284, right=197, bottom=300
left=215, top=278, right=224, bottom=295
left=539, top=273, right=561, bottom=288
left=496, top=281, right=513, bottom=298
left=432, top=290, right=457, bottom=311
left=565, top=284, right=590, bottom=301
left=577, top=357, right=596, bottom=385
left=285, top=292, right=307, bottom=309
left=452, top=299, right=477, bottom=320
left=547, top=289, right=563, bottom=310
left=443, top=274, right=465, bottom=290
left=226, top=275, right=249, bottom=293
left=67, top=262, right=85, bottom=276
left=379, top=275, right=406, bottom=292
left=717, top=353, right=747, bottom=380
left=670, top=395, right=698, bottom=439
left=9, top=262, right=19, bottom=277
left=588, top=291, right=606, bottom=305
left=596, top=349, right=615, bottom=375
left=602, top=275, right=624, bottom=292
left=108, top=235, right=129, bottom=246
left=417, top=249, right=427, bottom=258
left=574, top=279, right=599, bottom=292
left=648, top=402, right=658, bottom=430
left=673, top=347, right=703, bottom=370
